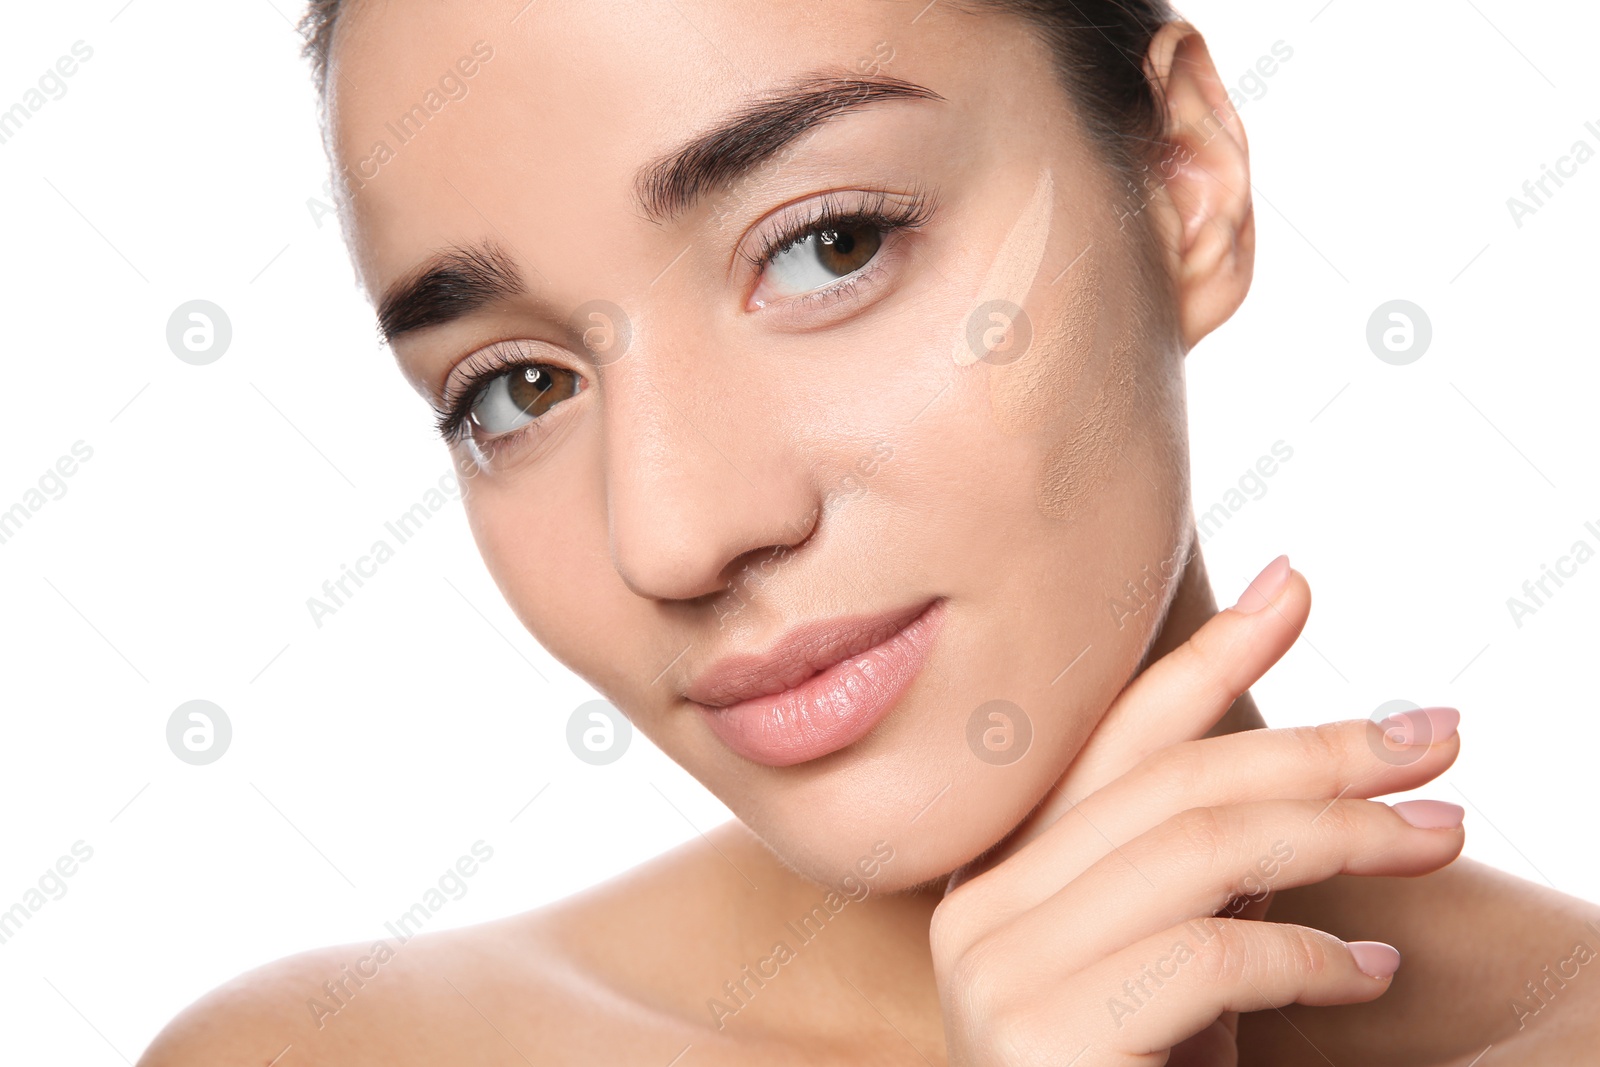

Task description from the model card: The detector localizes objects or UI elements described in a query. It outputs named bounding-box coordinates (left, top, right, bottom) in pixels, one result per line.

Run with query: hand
left=929, top=559, right=1465, bottom=1065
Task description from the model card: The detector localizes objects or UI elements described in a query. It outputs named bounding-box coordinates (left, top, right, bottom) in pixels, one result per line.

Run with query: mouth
left=687, top=597, right=947, bottom=767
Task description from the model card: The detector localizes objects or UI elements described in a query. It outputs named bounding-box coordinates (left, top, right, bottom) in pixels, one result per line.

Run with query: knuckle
left=1181, top=614, right=1225, bottom=665
left=1301, top=720, right=1349, bottom=768
left=968, top=1000, right=1038, bottom=1065
left=1173, top=624, right=1239, bottom=707
left=929, top=894, right=976, bottom=971
left=1189, top=921, right=1334, bottom=991
left=1292, top=723, right=1356, bottom=780
left=1147, top=741, right=1209, bottom=799
left=1279, top=924, right=1335, bottom=980
left=1167, top=805, right=1227, bottom=857
left=1311, top=797, right=1363, bottom=838
left=1267, top=921, right=1344, bottom=979
left=1191, top=918, right=1250, bottom=984
left=942, top=934, right=1016, bottom=1032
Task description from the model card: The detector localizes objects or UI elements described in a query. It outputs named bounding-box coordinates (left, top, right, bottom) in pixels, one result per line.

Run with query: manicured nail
left=1378, top=706, right=1460, bottom=747
left=1348, top=941, right=1401, bottom=979
left=1392, top=799, right=1465, bottom=829
left=1232, top=555, right=1290, bottom=614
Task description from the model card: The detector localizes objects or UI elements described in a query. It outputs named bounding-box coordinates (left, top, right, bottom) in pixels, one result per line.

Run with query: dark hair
left=960, top=0, right=1177, bottom=176
left=298, top=0, right=1176, bottom=177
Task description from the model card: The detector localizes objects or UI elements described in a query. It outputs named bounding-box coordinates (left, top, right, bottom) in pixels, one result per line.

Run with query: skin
left=138, top=1, right=1600, bottom=1063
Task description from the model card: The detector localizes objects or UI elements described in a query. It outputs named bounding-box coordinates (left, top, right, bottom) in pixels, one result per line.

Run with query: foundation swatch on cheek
left=985, top=250, right=1103, bottom=438
left=952, top=166, right=1054, bottom=368
left=1035, top=321, right=1139, bottom=522
left=983, top=245, right=1147, bottom=523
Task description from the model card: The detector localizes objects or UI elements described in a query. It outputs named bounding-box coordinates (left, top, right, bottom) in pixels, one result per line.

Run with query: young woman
left=139, top=1, right=1600, bottom=1063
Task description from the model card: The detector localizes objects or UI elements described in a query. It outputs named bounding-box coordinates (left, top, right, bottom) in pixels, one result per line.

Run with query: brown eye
left=468, top=363, right=581, bottom=436
left=759, top=222, right=886, bottom=298
left=815, top=224, right=883, bottom=276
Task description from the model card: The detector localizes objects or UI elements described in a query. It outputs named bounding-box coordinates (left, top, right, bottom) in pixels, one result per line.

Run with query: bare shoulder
left=134, top=913, right=577, bottom=1066
left=138, top=824, right=776, bottom=1066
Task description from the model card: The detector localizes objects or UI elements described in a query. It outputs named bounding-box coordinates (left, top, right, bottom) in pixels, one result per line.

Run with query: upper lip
left=683, top=598, right=938, bottom=709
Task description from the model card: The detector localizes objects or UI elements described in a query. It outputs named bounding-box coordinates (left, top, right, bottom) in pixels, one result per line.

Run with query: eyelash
left=742, top=185, right=936, bottom=277
left=433, top=186, right=937, bottom=449
left=431, top=340, right=569, bottom=447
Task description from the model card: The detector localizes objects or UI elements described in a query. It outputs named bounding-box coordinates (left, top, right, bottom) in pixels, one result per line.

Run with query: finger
left=1064, top=555, right=1309, bottom=800
left=998, top=797, right=1464, bottom=975
left=950, top=711, right=1461, bottom=917
left=952, top=559, right=1310, bottom=887
left=1063, top=919, right=1400, bottom=1058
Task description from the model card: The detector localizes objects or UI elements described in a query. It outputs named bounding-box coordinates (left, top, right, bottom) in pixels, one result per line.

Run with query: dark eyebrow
left=634, top=72, right=945, bottom=224
left=377, top=241, right=524, bottom=342
left=377, top=75, right=943, bottom=342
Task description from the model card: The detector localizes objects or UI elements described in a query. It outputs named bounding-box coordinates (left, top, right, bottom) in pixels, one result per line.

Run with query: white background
left=1, top=0, right=1596, bottom=1061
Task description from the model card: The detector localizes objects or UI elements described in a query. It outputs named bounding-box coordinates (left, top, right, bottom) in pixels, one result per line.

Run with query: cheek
left=982, top=247, right=1173, bottom=524
left=1034, top=330, right=1140, bottom=522
left=984, top=253, right=1102, bottom=439
left=459, top=447, right=616, bottom=668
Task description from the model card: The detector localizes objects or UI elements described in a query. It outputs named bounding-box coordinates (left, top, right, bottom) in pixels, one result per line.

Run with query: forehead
left=325, top=0, right=1055, bottom=300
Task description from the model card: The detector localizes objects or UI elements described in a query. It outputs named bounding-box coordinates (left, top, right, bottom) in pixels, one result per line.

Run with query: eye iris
left=467, top=363, right=579, bottom=436
left=815, top=224, right=880, bottom=276
left=508, top=365, right=554, bottom=415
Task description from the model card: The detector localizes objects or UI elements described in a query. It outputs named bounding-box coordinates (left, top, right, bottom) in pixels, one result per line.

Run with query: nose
left=601, top=354, right=821, bottom=604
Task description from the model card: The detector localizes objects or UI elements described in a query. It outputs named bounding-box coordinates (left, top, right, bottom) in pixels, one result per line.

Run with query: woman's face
left=329, top=0, right=1194, bottom=891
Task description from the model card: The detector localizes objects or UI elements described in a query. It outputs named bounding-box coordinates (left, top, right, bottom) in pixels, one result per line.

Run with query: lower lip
left=697, top=598, right=947, bottom=768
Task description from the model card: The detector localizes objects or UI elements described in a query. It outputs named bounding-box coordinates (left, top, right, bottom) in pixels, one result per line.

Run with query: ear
left=1141, top=22, right=1255, bottom=351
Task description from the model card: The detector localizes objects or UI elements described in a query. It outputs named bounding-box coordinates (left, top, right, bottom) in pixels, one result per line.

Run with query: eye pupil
left=465, top=361, right=580, bottom=438
left=815, top=224, right=878, bottom=276
left=508, top=364, right=558, bottom=414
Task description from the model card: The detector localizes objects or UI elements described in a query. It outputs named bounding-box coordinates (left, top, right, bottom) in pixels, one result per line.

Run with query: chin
left=679, top=585, right=1168, bottom=896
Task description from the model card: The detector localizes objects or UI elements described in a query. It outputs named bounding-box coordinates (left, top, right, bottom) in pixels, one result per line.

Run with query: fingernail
left=1378, top=706, right=1459, bottom=747
left=1392, top=799, right=1465, bottom=829
left=1231, top=555, right=1290, bottom=614
left=1348, top=941, right=1401, bottom=979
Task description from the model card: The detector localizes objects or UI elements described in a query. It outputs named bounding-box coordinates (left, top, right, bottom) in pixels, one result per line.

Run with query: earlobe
left=1142, top=22, right=1256, bottom=351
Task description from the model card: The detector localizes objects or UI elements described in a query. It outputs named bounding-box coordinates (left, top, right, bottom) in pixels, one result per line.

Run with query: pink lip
left=688, top=598, right=946, bottom=767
